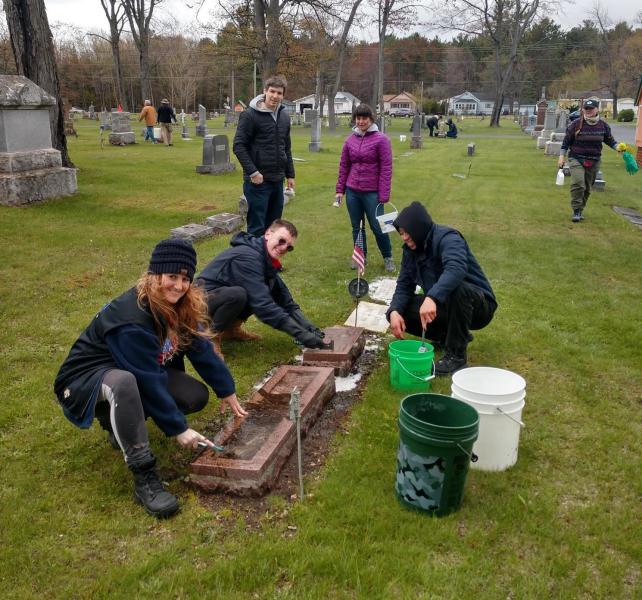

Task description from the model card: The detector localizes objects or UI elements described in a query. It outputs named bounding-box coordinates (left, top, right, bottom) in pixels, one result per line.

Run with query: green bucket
left=388, top=340, right=435, bottom=391
left=396, top=393, right=479, bottom=517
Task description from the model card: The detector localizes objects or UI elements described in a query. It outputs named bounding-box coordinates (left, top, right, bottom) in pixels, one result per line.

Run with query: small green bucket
left=396, top=393, right=479, bottom=517
left=388, top=340, right=435, bottom=391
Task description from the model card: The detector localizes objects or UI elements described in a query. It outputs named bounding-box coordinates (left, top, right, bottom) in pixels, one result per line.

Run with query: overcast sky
left=42, top=0, right=641, bottom=39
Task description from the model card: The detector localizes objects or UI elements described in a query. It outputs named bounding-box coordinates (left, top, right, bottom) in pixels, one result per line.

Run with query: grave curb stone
left=170, top=223, right=215, bottom=242
left=205, top=212, right=243, bottom=233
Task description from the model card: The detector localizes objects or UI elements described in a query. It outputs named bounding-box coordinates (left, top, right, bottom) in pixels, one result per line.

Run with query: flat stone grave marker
left=612, top=205, right=642, bottom=230
left=190, top=365, right=335, bottom=495
left=344, top=302, right=390, bottom=333
left=170, top=223, right=214, bottom=241
left=367, top=277, right=396, bottom=304
left=301, top=326, right=365, bottom=376
left=205, top=212, right=243, bottom=233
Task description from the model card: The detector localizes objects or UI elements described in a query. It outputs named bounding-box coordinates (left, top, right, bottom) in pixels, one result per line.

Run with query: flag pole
left=354, top=220, right=364, bottom=327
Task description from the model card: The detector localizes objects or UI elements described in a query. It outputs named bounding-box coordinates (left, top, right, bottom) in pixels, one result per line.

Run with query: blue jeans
left=243, top=179, right=284, bottom=236
left=144, top=125, right=156, bottom=142
left=346, top=188, right=392, bottom=259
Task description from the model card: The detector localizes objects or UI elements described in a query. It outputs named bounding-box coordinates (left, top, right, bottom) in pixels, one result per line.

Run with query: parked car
left=390, top=108, right=414, bottom=117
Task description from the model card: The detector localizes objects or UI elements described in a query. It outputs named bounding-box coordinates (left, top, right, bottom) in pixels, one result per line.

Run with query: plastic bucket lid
left=453, top=392, right=525, bottom=416
left=451, top=367, right=526, bottom=403
left=451, top=384, right=526, bottom=407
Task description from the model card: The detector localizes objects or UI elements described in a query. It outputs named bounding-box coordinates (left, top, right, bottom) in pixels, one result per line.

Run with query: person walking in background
left=138, top=100, right=157, bottom=143
left=233, top=75, right=295, bottom=237
left=54, top=239, right=246, bottom=519
left=157, top=98, right=176, bottom=146
left=335, top=103, right=395, bottom=273
left=558, top=99, right=622, bottom=223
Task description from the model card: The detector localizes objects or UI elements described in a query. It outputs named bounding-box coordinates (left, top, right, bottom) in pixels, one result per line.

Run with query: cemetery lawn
left=1, top=117, right=641, bottom=599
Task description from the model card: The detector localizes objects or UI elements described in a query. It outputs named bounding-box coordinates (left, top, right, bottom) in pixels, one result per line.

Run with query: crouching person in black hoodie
left=54, top=239, right=247, bottom=519
left=386, top=202, right=497, bottom=375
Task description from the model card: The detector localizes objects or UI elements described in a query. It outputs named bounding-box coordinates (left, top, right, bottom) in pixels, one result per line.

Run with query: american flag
left=352, top=227, right=366, bottom=274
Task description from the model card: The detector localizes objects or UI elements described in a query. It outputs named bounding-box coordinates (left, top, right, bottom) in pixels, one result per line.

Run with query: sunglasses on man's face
left=276, top=238, right=295, bottom=252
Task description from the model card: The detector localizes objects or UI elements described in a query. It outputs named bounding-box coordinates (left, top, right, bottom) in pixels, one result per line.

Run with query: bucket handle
left=496, top=406, right=526, bottom=428
left=375, top=202, right=398, bottom=218
left=456, top=443, right=478, bottom=463
left=394, top=356, right=435, bottom=383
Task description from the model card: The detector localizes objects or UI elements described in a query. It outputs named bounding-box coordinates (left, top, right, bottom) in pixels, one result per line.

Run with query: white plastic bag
left=556, top=169, right=565, bottom=186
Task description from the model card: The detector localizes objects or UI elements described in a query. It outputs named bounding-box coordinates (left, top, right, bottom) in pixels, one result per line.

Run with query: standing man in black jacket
left=386, top=202, right=497, bottom=376
left=233, top=75, right=295, bottom=236
left=157, top=98, right=177, bottom=146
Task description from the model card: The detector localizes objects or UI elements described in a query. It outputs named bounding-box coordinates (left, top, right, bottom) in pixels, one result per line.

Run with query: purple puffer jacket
left=336, top=128, right=393, bottom=201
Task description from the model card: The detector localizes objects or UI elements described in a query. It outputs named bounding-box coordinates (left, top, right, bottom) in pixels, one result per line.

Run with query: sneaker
left=435, top=352, right=467, bottom=376
left=571, top=210, right=582, bottom=223
left=384, top=257, right=395, bottom=272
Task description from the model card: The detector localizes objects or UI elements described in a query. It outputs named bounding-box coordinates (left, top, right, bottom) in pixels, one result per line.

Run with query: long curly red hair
left=135, top=272, right=212, bottom=349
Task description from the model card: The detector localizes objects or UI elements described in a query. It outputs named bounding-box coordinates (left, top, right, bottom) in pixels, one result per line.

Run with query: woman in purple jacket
left=335, top=104, right=395, bottom=272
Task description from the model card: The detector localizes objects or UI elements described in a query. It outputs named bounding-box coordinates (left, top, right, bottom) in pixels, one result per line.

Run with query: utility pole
left=253, top=61, right=257, bottom=98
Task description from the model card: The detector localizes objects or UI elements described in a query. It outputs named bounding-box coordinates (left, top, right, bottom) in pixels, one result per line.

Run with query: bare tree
left=433, top=0, right=551, bottom=126
left=95, top=0, right=128, bottom=110
left=122, top=0, right=161, bottom=100
left=3, top=0, right=73, bottom=166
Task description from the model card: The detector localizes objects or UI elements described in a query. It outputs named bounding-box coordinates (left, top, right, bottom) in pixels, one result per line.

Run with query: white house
left=293, top=91, right=361, bottom=115
left=447, top=91, right=512, bottom=116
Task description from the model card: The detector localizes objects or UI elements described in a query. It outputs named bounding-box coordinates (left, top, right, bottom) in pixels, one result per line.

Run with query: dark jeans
left=95, top=368, right=208, bottom=462
left=243, top=179, right=284, bottom=236
left=427, top=125, right=435, bottom=137
left=400, top=282, right=496, bottom=354
left=345, top=187, right=392, bottom=259
left=199, top=284, right=250, bottom=332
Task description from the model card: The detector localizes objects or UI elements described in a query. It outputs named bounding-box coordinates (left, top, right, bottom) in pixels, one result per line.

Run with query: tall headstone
left=196, top=134, right=236, bottom=174
left=109, top=111, right=135, bottom=145
left=0, top=75, right=77, bottom=206
left=556, top=110, right=569, bottom=133
left=196, top=104, right=207, bottom=137
left=537, top=109, right=557, bottom=149
left=533, top=90, right=548, bottom=135
left=99, top=110, right=111, bottom=131
left=303, top=108, right=315, bottom=127
left=88, top=104, right=95, bottom=120
left=309, top=111, right=321, bottom=152
left=410, top=114, right=423, bottom=149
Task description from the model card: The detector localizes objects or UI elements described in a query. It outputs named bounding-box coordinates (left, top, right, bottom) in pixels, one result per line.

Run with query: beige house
left=383, top=92, right=417, bottom=114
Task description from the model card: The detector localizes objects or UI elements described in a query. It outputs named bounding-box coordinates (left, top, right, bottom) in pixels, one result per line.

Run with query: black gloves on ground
left=291, top=309, right=324, bottom=338
left=281, top=317, right=326, bottom=349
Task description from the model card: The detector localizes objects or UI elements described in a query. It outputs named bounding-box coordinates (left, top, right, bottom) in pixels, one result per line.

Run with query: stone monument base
left=108, top=132, right=135, bottom=145
left=196, top=163, right=235, bottom=175
left=0, top=167, right=77, bottom=206
left=410, top=136, right=423, bottom=149
left=309, top=141, right=321, bottom=152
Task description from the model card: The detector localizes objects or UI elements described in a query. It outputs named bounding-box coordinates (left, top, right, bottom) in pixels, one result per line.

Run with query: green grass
left=1, top=116, right=641, bottom=599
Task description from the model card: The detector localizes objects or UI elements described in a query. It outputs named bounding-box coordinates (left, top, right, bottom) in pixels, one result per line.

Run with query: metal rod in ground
left=289, top=387, right=304, bottom=500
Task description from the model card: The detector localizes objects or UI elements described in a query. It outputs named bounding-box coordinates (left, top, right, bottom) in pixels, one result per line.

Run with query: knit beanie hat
left=148, top=239, right=197, bottom=281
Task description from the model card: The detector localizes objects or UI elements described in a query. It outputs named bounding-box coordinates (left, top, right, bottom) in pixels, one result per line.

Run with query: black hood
left=393, top=201, right=434, bottom=250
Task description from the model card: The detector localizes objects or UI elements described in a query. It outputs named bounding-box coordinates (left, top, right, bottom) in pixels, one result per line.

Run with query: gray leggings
left=96, top=368, right=208, bottom=463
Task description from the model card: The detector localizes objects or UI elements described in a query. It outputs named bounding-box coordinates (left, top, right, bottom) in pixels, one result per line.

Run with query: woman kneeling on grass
left=54, top=239, right=247, bottom=518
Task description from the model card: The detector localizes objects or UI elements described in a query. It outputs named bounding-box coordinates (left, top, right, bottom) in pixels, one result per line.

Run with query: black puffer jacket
left=387, top=202, right=496, bottom=317
left=233, top=95, right=295, bottom=182
left=197, top=232, right=299, bottom=329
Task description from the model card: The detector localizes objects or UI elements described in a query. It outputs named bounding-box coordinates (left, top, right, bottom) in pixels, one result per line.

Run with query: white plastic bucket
left=153, top=127, right=161, bottom=140
left=399, top=135, right=406, bottom=142
left=375, top=202, right=398, bottom=234
left=450, top=367, right=526, bottom=471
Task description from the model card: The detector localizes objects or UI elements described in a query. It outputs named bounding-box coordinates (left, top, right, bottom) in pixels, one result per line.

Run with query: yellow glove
left=616, top=142, right=629, bottom=153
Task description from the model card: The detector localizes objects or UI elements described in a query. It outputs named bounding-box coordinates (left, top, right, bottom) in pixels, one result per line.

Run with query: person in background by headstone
left=196, top=219, right=326, bottom=357
left=54, top=239, right=247, bottom=519
left=233, top=75, right=295, bottom=236
left=335, top=103, right=395, bottom=273
left=138, top=100, right=157, bottom=144
left=386, top=202, right=497, bottom=376
left=558, top=99, right=622, bottom=223
left=425, top=115, right=438, bottom=137
left=157, top=98, right=177, bottom=146
left=446, top=118, right=458, bottom=138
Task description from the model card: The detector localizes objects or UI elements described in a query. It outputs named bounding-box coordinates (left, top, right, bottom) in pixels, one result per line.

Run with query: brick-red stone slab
left=190, top=366, right=335, bottom=495
left=302, top=326, right=365, bottom=376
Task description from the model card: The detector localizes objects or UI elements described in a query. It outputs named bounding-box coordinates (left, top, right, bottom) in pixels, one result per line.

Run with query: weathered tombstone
left=109, top=111, right=135, bottom=145
left=303, top=108, right=315, bottom=127
left=196, top=104, right=207, bottom=137
left=545, top=140, right=562, bottom=155
left=302, top=326, right=365, bottom=376
left=556, top=110, right=569, bottom=133
left=410, top=114, right=423, bottom=149
left=223, top=110, right=237, bottom=128
left=0, top=75, right=77, bottom=206
left=88, top=104, right=95, bottom=120
left=520, top=114, right=528, bottom=129
left=533, top=90, right=547, bottom=136
left=196, top=134, right=236, bottom=174
left=205, top=212, right=243, bottom=233
left=467, top=143, right=475, bottom=156
left=170, top=223, right=214, bottom=241
left=537, top=109, right=557, bottom=149
left=593, top=170, right=605, bottom=191
left=99, top=110, right=111, bottom=131
left=239, top=193, right=248, bottom=219
left=309, top=113, right=321, bottom=152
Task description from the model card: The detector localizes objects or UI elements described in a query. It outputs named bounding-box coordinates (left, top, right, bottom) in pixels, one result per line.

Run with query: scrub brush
left=617, top=143, right=638, bottom=175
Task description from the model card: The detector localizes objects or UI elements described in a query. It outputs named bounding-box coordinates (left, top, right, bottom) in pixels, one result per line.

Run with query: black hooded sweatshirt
left=387, top=202, right=496, bottom=317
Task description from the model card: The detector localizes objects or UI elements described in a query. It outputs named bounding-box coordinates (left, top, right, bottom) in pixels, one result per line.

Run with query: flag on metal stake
left=352, top=226, right=366, bottom=274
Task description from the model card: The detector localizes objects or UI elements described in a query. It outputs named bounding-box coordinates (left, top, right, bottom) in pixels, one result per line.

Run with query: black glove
left=291, top=309, right=324, bottom=338
left=281, top=317, right=326, bottom=349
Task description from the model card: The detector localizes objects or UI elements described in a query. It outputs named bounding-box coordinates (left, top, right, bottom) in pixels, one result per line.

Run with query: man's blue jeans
left=144, top=125, right=156, bottom=143
left=346, top=187, right=392, bottom=259
left=243, top=179, right=284, bottom=236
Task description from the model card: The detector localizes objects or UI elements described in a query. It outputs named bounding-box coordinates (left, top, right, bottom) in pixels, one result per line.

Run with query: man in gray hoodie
left=233, top=75, right=295, bottom=236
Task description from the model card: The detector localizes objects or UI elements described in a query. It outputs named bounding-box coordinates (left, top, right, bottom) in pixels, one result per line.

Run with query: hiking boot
left=221, top=319, right=261, bottom=341
left=435, top=351, right=467, bottom=376
left=384, top=257, right=396, bottom=272
left=130, top=458, right=180, bottom=519
left=571, top=210, right=582, bottom=223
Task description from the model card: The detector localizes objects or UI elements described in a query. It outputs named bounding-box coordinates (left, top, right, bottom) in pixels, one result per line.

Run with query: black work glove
left=281, top=317, right=326, bottom=349
left=291, top=309, right=324, bottom=338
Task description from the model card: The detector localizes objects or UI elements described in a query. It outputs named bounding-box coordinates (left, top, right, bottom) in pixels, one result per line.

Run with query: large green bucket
left=388, top=340, right=435, bottom=391
left=396, top=393, right=479, bottom=517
